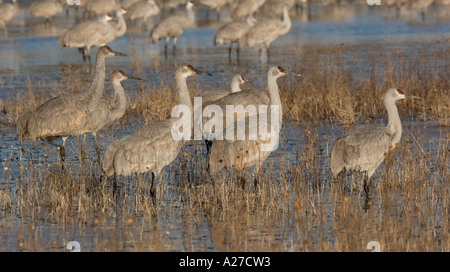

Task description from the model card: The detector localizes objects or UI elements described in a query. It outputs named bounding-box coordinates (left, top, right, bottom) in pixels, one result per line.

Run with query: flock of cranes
left=4, top=0, right=424, bottom=203
left=15, top=45, right=420, bottom=201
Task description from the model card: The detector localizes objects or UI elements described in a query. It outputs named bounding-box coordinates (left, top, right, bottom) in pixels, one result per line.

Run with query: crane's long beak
left=405, top=94, right=420, bottom=99
left=126, top=75, right=142, bottom=80
left=288, top=71, right=301, bottom=77
left=194, top=68, right=212, bottom=76
left=113, top=50, right=128, bottom=57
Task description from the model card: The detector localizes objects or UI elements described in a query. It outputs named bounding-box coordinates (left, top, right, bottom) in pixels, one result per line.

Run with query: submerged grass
left=0, top=38, right=448, bottom=252
left=0, top=119, right=448, bottom=251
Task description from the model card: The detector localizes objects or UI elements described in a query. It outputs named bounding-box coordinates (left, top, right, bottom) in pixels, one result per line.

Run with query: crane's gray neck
left=186, top=4, right=195, bottom=21
left=230, top=79, right=241, bottom=93
left=385, top=99, right=402, bottom=145
left=87, top=53, right=107, bottom=112
left=115, top=12, right=127, bottom=36
left=282, top=6, right=291, bottom=31
left=109, top=79, right=127, bottom=122
left=175, top=74, right=193, bottom=112
left=267, top=75, right=282, bottom=126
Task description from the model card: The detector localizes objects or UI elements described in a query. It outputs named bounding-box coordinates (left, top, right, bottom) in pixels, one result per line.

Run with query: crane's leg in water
left=173, top=37, right=178, bottom=57
left=60, top=136, right=68, bottom=171
left=150, top=172, right=157, bottom=205
left=164, top=37, right=169, bottom=59
left=92, top=132, right=101, bottom=163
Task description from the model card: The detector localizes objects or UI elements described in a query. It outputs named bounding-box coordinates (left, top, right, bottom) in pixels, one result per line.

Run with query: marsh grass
left=0, top=38, right=448, bottom=251
left=0, top=119, right=448, bottom=251
left=1, top=39, right=448, bottom=129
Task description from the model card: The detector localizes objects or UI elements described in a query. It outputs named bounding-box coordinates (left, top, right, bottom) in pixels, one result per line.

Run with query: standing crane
left=126, top=0, right=160, bottom=27
left=214, top=15, right=257, bottom=62
left=150, top=0, right=195, bottom=57
left=82, top=69, right=141, bottom=160
left=59, top=8, right=127, bottom=63
left=207, top=66, right=299, bottom=188
left=330, top=88, right=420, bottom=190
left=84, top=0, right=120, bottom=17
left=198, top=74, right=247, bottom=106
left=101, top=64, right=212, bottom=202
left=230, top=0, right=266, bottom=19
left=198, top=0, right=232, bottom=20
left=199, top=74, right=270, bottom=157
left=0, top=0, right=18, bottom=38
left=194, top=74, right=248, bottom=156
left=17, top=46, right=127, bottom=165
left=27, top=0, right=64, bottom=24
left=239, top=4, right=291, bottom=57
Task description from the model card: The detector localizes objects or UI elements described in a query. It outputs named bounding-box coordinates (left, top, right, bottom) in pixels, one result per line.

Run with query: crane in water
left=101, top=64, right=212, bottom=203
left=0, top=0, right=18, bottom=38
left=199, top=73, right=270, bottom=157
left=126, top=0, right=160, bottom=28
left=84, top=0, right=120, bottom=17
left=150, top=0, right=195, bottom=57
left=27, top=0, right=64, bottom=23
left=195, top=74, right=248, bottom=156
left=230, top=0, right=266, bottom=19
left=207, top=66, right=299, bottom=188
left=82, top=69, right=141, bottom=160
left=198, top=74, right=247, bottom=106
left=214, top=15, right=256, bottom=62
left=330, top=88, right=420, bottom=190
left=198, top=0, right=232, bottom=20
left=239, top=4, right=291, bottom=58
left=59, top=8, right=127, bottom=63
left=16, top=46, right=127, bottom=165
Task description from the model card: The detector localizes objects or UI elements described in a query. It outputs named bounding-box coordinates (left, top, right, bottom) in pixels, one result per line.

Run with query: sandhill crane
left=102, top=64, right=212, bottom=202
left=121, top=0, right=141, bottom=9
left=84, top=0, right=120, bottom=17
left=194, top=74, right=247, bottom=155
left=17, top=46, right=127, bottom=164
left=150, top=0, right=195, bottom=57
left=28, top=0, right=64, bottom=23
left=214, top=15, right=256, bottom=62
left=0, top=0, right=19, bottom=38
left=230, top=0, right=266, bottom=19
left=330, top=88, right=420, bottom=190
left=207, top=66, right=298, bottom=187
left=198, top=74, right=247, bottom=106
left=198, top=72, right=272, bottom=159
left=198, top=0, right=232, bottom=20
left=260, top=0, right=294, bottom=18
left=59, top=8, right=127, bottom=63
left=84, top=69, right=141, bottom=158
left=239, top=4, right=291, bottom=56
left=126, top=0, right=160, bottom=26
left=155, top=0, right=185, bottom=10
left=107, top=7, right=128, bottom=40
left=406, top=0, right=434, bottom=20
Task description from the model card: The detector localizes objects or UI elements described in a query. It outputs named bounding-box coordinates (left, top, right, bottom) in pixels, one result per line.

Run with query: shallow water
left=0, top=1, right=449, bottom=252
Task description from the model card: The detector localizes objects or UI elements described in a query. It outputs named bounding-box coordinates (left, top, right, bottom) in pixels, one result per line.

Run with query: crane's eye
left=187, top=65, right=195, bottom=71
left=240, top=75, right=244, bottom=81
left=278, top=66, right=285, bottom=72
left=397, top=89, right=403, bottom=95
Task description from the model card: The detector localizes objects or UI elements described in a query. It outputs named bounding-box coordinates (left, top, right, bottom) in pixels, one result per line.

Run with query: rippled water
left=0, top=1, right=449, bottom=252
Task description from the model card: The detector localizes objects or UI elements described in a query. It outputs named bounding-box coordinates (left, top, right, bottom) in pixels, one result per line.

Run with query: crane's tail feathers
left=330, top=137, right=346, bottom=178
left=16, top=110, right=33, bottom=142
